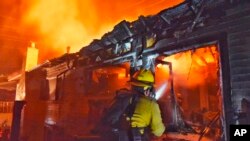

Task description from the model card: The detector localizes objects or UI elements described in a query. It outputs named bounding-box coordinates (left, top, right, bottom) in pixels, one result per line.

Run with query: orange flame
left=157, top=45, right=218, bottom=88
left=21, top=0, right=183, bottom=61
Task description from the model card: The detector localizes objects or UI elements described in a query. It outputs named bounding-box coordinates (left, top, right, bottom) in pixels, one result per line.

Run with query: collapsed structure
left=9, top=0, right=250, bottom=141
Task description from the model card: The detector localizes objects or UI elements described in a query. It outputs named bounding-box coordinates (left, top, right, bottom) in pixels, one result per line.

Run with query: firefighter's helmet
left=130, top=69, right=154, bottom=89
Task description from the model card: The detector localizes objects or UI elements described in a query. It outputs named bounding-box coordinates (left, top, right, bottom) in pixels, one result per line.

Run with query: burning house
left=12, top=0, right=250, bottom=141
left=0, top=75, right=15, bottom=140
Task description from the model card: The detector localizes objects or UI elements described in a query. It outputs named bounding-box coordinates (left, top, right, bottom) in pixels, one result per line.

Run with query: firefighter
left=128, top=69, right=166, bottom=141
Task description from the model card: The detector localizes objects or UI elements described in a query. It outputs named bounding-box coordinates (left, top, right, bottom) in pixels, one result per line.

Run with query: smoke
left=0, top=0, right=26, bottom=74
left=0, top=0, right=183, bottom=74
left=22, top=0, right=183, bottom=58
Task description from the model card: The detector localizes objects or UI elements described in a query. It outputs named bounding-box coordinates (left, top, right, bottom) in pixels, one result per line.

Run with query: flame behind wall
left=156, top=45, right=219, bottom=88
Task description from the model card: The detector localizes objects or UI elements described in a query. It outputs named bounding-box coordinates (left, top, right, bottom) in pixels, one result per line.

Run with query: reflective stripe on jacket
left=131, top=96, right=165, bottom=137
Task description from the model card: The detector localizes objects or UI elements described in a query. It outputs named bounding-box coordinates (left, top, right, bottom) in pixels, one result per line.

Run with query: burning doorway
left=155, top=45, right=222, bottom=140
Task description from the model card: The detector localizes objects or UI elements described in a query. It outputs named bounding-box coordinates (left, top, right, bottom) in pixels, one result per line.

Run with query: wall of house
left=21, top=69, right=47, bottom=141
left=52, top=67, right=118, bottom=137
left=226, top=3, right=250, bottom=124
left=23, top=66, right=118, bottom=140
left=54, top=68, right=90, bottom=136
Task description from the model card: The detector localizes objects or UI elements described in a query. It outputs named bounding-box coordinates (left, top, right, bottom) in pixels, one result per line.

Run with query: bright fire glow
left=21, top=0, right=184, bottom=60
left=162, top=45, right=218, bottom=87
left=25, top=42, right=39, bottom=71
